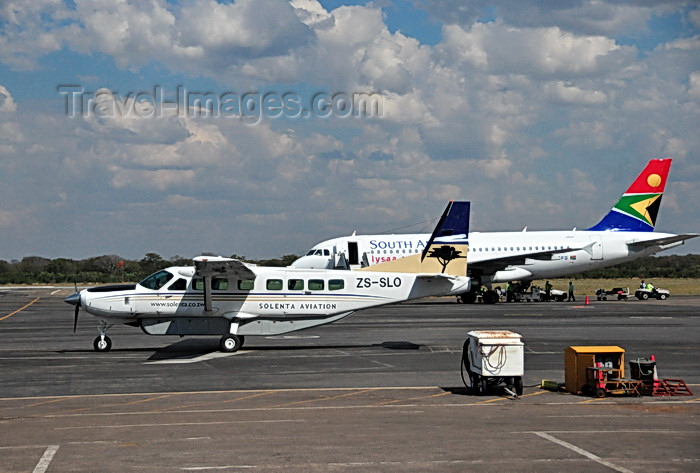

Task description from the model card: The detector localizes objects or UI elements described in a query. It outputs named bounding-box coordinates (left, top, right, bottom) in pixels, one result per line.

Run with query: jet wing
left=469, top=247, right=584, bottom=274
left=626, top=234, right=698, bottom=251
left=193, top=256, right=257, bottom=280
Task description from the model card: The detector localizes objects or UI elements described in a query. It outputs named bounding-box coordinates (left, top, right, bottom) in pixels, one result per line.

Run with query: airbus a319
left=292, top=159, right=697, bottom=303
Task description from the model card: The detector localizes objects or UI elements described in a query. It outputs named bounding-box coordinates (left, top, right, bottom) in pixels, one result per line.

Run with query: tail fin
left=587, top=159, right=672, bottom=232
left=359, top=201, right=470, bottom=276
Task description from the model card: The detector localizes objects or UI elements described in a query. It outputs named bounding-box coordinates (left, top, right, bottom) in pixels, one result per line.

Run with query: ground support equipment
left=461, top=330, right=524, bottom=396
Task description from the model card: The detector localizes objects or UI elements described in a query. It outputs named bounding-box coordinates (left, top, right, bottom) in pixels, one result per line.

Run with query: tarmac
left=0, top=287, right=698, bottom=472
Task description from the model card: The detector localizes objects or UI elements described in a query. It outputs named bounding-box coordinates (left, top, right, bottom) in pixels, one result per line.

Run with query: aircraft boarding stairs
left=323, top=251, right=350, bottom=270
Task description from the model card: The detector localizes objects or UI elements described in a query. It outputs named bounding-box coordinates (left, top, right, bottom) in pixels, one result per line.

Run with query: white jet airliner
left=292, top=159, right=696, bottom=303
left=65, top=202, right=471, bottom=352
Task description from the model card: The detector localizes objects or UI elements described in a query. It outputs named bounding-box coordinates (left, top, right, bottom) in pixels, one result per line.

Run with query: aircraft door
left=589, top=235, right=604, bottom=260
left=348, top=242, right=359, bottom=265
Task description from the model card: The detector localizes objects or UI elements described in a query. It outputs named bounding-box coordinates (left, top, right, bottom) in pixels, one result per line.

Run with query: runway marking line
left=266, top=388, right=379, bottom=409
left=161, top=390, right=277, bottom=412
left=21, top=397, right=80, bottom=409
left=0, top=297, right=40, bottom=322
left=370, top=389, right=451, bottom=406
left=532, top=431, right=633, bottom=473
left=117, top=394, right=175, bottom=408
left=578, top=398, right=607, bottom=404
left=473, top=390, right=547, bottom=404
left=54, top=418, right=302, bottom=430
left=32, top=445, right=59, bottom=473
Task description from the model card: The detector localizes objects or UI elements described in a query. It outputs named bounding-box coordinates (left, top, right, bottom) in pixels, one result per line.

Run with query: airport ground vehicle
left=461, top=331, right=524, bottom=396
left=512, top=286, right=566, bottom=302
left=595, top=287, right=630, bottom=301
left=635, top=287, right=670, bottom=300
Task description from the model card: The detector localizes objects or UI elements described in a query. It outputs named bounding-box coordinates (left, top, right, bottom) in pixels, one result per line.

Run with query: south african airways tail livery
left=292, top=159, right=697, bottom=303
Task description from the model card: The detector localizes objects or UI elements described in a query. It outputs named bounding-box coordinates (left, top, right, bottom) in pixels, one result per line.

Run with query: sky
left=0, top=0, right=698, bottom=262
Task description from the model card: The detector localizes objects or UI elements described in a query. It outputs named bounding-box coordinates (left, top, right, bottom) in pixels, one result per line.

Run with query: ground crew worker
left=545, top=280, right=552, bottom=301
left=640, top=280, right=645, bottom=289
left=568, top=281, right=575, bottom=302
left=506, top=281, right=513, bottom=302
left=646, top=282, right=654, bottom=291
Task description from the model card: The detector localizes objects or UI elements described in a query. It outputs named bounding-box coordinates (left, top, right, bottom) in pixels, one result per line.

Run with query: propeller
left=73, top=304, right=79, bottom=333
left=64, top=283, right=82, bottom=332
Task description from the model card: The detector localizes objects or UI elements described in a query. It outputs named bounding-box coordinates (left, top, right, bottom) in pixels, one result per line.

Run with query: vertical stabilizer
left=359, top=201, right=470, bottom=276
left=587, top=159, right=671, bottom=232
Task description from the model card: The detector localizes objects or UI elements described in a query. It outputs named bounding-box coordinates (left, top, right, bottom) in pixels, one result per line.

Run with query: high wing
left=626, top=234, right=698, bottom=251
left=193, top=255, right=257, bottom=280
left=193, top=256, right=256, bottom=313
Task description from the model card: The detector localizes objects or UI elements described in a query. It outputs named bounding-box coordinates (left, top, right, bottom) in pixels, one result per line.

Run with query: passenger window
left=329, top=279, right=344, bottom=291
left=288, top=279, right=304, bottom=290
left=238, top=279, right=254, bottom=291
left=212, top=277, right=228, bottom=290
left=266, top=279, right=283, bottom=291
left=192, top=277, right=204, bottom=291
left=308, top=279, right=324, bottom=291
left=168, top=278, right=188, bottom=291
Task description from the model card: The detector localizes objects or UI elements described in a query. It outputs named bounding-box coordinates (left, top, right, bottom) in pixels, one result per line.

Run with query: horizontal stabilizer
left=626, top=234, right=698, bottom=251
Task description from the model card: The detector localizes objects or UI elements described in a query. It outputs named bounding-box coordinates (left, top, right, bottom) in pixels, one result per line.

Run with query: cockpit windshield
left=139, top=270, right=174, bottom=290
left=305, top=249, right=329, bottom=256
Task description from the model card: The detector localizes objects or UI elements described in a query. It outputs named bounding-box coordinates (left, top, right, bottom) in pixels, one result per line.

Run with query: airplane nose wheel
left=93, top=335, right=112, bottom=352
left=220, top=334, right=244, bottom=353
left=93, top=321, right=112, bottom=352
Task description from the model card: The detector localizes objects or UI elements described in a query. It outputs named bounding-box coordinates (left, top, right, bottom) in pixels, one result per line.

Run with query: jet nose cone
left=64, top=292, right=81, bottom=307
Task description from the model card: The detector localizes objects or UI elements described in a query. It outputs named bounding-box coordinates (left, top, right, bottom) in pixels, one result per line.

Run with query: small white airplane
left=292, top=159, right=697, bottom=303
left=65, top=201, right=471, bottom=352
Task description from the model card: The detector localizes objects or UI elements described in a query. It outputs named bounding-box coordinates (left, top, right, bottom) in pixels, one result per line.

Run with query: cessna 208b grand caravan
left=292, top=159, right=697, bottom=303
left=65, top=201, right=471, bottom=352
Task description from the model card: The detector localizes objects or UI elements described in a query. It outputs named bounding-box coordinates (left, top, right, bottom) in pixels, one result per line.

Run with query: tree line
left=0, top=253, right=299, bottom=285
left=0, top=253, right=697, bottom=285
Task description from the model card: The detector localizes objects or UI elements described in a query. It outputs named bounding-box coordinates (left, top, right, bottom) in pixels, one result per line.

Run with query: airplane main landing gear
left=220, top=334, right=245, bottom=353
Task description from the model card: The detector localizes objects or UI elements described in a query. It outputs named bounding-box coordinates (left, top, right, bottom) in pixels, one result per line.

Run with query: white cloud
left=544, top=82, right=608, bottom=104
left=0, top=1, right=698, bottom=259
left=417, top=0, right=653, bottom=37
left=0, top=85, right=17, bottom=112
left=439, top=22, right=633, bottom=77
